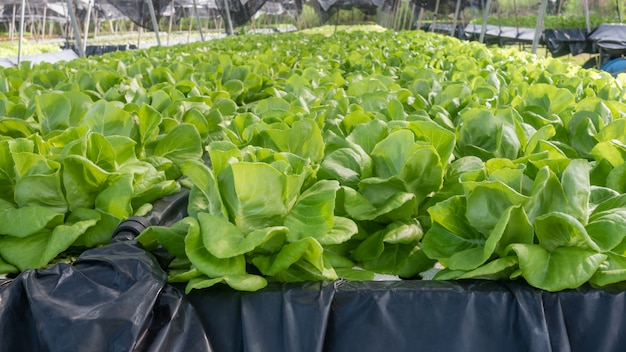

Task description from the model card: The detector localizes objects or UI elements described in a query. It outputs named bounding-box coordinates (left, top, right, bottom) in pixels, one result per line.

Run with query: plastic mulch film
left=0, top=189, right=211, bottom=352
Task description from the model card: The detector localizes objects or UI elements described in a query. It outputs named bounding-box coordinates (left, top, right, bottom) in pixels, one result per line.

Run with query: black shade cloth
left=544, top=28, right=595, bottom=57
left=588, top=23, right=626, bottom=54
left=410, top=0, right=481, bottom=12
left=103, top=0, right=170, bottom=29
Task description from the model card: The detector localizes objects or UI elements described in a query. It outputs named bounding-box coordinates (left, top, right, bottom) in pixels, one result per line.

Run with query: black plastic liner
left=187, top=279, right=626, bottom=352
left=0, top=234, right=211, bottom=352
left=460, top=25, right=597, bottom=58
left=464, top=24, right=537, bottom=45
left=544, top=28, right=595, bottom=57
left=588, top=23, right=626, bottom=55
left=0, top=189, right=209, bottom=352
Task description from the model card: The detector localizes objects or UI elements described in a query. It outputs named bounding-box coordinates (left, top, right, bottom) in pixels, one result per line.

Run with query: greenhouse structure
left=1, top=0, right=626, bottom=350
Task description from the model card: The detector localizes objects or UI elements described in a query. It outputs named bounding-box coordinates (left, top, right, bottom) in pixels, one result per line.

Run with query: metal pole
left=10, top=4, right=16, bottom=42
left=41, top=4, right=47, bottom=40
left=416, top=5, right=424, bottom=30
left=193, top=0, right=205, bottom=41
left=479, top=0, right=492, bottom=43
left=146, top=0, right=162, bottom=46
left=408, top=3, right=415, bottom=30
left=17, top=0, right=26, bottom=64
left=83, top=0, right=93, bottom=56
left=222, top=0, right=234, bottom=35
left=451, top=0, right=462, bottom=36
left=432, top=0, right=440, bottom=32
left=65, top=0, right=85, bottom=57
left=167, top=0, right=174, bottom=45
left=531, top=0, right=548, bottom=54
left=617, top=0, right=623, bottom=23
left=583, top=0, right=590, bottom=31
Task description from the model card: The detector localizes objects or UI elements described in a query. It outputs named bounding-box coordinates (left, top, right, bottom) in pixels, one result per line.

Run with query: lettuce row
left=2, top=29, right=626, bottom=292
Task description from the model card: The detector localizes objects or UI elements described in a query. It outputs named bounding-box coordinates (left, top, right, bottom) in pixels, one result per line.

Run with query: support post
left=83, top=0, right=93, bottom=56
left=42, top=4, right=47, bottom=40
left=531, top=0, right=548, bottom=54
left=10, top=3, right=16, bottom=42
left=408, top=3, right=415, bottom=30
left=193, top=0, right=205, bottom=41
left=583, top=0, right=590, bottom=31
left=167, top=0, right=174, bottom=45
left=17, top=0, right=26, bottom=64
left=65, top=0, right=85, bottom=57
left=451, top=0, right=462, bottom=37
left=146, top=0, right=162, bottom=46
left=416, top=6, right=424, bottom=31
left=222, top=0, right=234, bottom=35
left=432, top=0, right=440, bottom=32
left=479, top=0, right=492, bottom=43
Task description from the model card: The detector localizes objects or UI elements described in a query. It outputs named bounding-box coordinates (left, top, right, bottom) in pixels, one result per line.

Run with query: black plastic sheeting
left=187, top=279, right=626, bottom=352
left=0, top=235, right=212, bottom=352
left=411, top=0, right=480, bottom=13
left=2, top=186, right=626, bottom=351
left=462, top=25, right=598, bottom=58
left=0, top=189, right=205, bottom=352
left=588, top=23, right=626, bottom=54
left=463, top=24, right=536, bottom=45
left=544, top=28, right=595, bottom=57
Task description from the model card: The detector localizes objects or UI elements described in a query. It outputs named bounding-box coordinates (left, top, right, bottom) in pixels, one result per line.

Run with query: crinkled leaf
left=153, top=123, right=203, bottom=168
left=95, top=174, right=133, bottom=219
left=219, top=162, right=289, bottom=233
left=260, top=119, right=325, bottom=162
left=35, top=93, right=72, bottom=135
left=463, top=181, right=529, bottom=235
left=62, top=155, right=110, bottom=211
left=346, top=118, right=388, bottom=154
left=0, top=217, right=98, bottom=271
left=14, top=171, right=67, bottom=212
left=181, top=159, right=227, bottom=218
left=370, top=129, right=421, bottom=178
left=509, top=244, right=606, bottom=292
left=457, top=256, right=519, bottom=280
left=184, top=216, right=246, bottom=277
left=562, top=159, right=591, bottom=224
left=198, top=211, right=287, bottom=258
left=285, top=180, right=340, bottom=242
left=319, top=147, right=372, bottom=188
left=399, top=145, right=444, bottom=204
left=406, top=119, right=456, bottom=164
left=251, top=237, right=327, bottom=276
left=70, top=208, right=118, bottom=247
left=590, top=252, right=626, bottom=287
left=524, top=166, right=567, bottom=223
left=535, top=212, right=600, bottom=252
left=0, top=205, right=64, bottom=237
left=342, top=186, right=416, bottom=222
left=81, top=100, right=136, bottom=138
left=585, top=209, right=626, bottom=252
